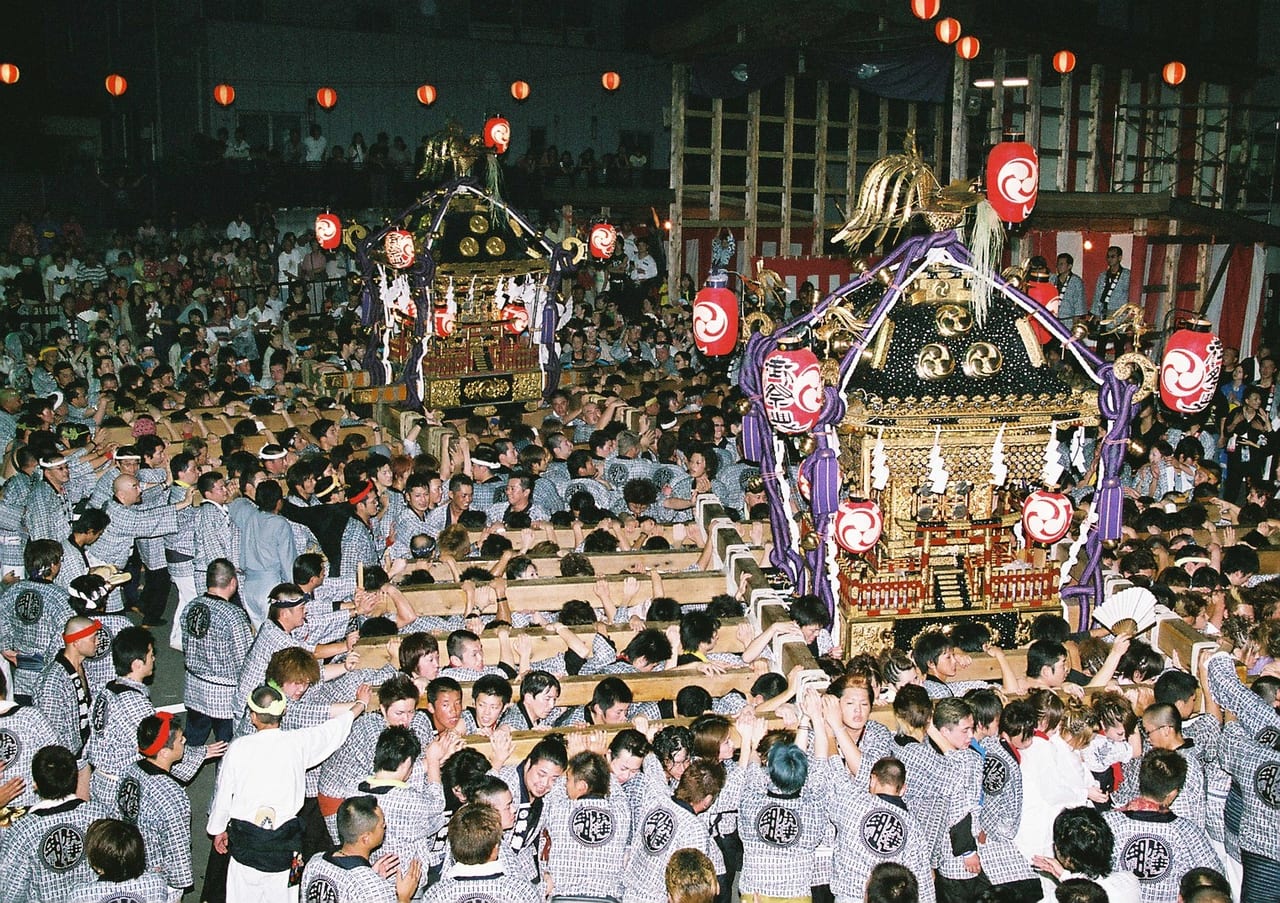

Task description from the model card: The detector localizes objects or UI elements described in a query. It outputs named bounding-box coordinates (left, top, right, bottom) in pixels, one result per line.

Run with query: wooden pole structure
left=1085, top=64, right=1104, bottom=192
left=847, top=89, right=861, bottom=209
left=668, top=65, right=687, bottom=293
left=1026, top=53, right=1043, bottom=151
left=949, top=55, right=968, bottom=182
left=1115, top=68, right=1133, bottom=192
left=990, top=48, right=1006, bottom=146
left=781, top=75, right=796, bottom=253
left=709, top=96, right=724, bottom=221
left=745, top=88, right=761, bottom=266
left=812, top=80, right=830, bottom=255
left=1057, top=70, right=1073, bottom=191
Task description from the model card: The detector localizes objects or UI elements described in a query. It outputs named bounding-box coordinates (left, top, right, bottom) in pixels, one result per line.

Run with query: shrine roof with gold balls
left=836, top=263, right=1091, bottom=419
left=420, top=182, right=554, bottom=272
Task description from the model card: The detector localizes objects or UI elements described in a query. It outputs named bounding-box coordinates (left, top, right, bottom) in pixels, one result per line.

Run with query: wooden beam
left=1114, top=69, right=1132, bottom=193
left=877, top=95, right=890, bottom=160
left=933, top=105, right=945, bottom=178
left=780, top=76, right=796, bottom=254
left=394, top=571, right=733, bottom=618
left=462, top=522, right=756, bottom=550
left=846, top=89, right=861, bottom=213
left=355, top=618, right=752, bottom=670
left=710, top=96, right=724, bottom=221
left=812, top=79, right=830, bottom=253
left=669, top=64, right=687, bottom=293
left=990, top=48, right=1006, bottom=146
left=1166, top=82, right=1182, bottom=193
left=1195, top=82, right=1210, bottom=203
left=1025, top=54, right=1042, bottom=153
left=1056, top=72, right=1073, bottom=192
left=745, top=89, right=761, bottom=263
left=465, top=711, right=787, bottom=762
left=1085, top=65, right=1104, bottom=192
left=949, top=56, right=969, bottom=183
left=428, top=668, right=760, bottom=711
left=1159, top=218, right=1181, bottom=328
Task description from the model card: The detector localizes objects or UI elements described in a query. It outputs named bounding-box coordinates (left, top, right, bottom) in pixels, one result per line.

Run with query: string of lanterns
left=222, top=73, right=618, bottom=109
left=906, top=1, right=1187, bottom=84
left=0, top=66, right=625, bottom=103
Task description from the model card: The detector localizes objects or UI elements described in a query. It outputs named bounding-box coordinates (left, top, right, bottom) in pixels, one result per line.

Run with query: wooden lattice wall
left=667, top=68, right=945, bottom=287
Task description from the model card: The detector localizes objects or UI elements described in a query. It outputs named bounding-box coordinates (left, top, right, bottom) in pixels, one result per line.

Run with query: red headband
left=140, top=711, right=174, bottom=757
left=347, top=481, right=374, bottom=505
left=63, top=619, right=102, bottom=644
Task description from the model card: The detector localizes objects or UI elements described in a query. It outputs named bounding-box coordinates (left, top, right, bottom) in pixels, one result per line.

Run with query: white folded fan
left=1092, top=585, right=1159, bottom=637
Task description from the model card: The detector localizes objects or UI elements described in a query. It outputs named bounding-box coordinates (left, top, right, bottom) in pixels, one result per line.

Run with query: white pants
left=1210, top=837, right=1243, bottom=903
left=226, top=860, right=297, bottom=903
left=169, top=571, right=198, bottom=649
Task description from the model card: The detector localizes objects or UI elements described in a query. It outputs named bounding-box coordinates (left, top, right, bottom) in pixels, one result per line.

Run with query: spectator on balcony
left=224, top=128, right=251, bottom=161
left=35, top=209, right=61, bottom=256
left=226, top=213, right=253, bottom=243
left=7, top=211, right=36, bottom=259
left=44, top=252, right=77, bottom=303
left=282, top=127, right=303, bottom=164
left=277, top=233, right=305, bottom=302
left=349, top=132, right=368, bottom=165
left=303, top=124, right=327, bottom=165
left=388, top=136, right=411, bottom=176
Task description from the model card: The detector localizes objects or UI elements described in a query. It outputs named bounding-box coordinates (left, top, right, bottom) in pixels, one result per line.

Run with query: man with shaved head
left=86, top=473, right=194, bottom=628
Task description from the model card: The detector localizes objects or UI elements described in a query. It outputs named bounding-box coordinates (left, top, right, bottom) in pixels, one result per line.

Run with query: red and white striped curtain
left=1022, top=229, right=1265, bottom=355
left=749, top=256, right=862, bottom=300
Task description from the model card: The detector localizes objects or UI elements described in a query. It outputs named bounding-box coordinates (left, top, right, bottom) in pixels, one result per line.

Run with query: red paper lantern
left=692, top=273, right=739, bottom=357
left=510, top=80, right=530, bottom=101
left=0, top=64, right=19, bottom=86
left=796, top=471, right=811, bottom=502
left=501, top=301, right=529, bottom=335
left=1024, top=271, right=1059, bottom=344
left=601, top=71, right=621, bottom=91
left=1162, top=61, right=1187, bottom=86
left=484, top=117, right=511, bottom=154
left=986, top=132, right=1039, bottom=223
left=910, top=0, right=940, bottom=19
left=384, top=229, right=415, bottom=269
left=105, top=74, right=128, bottom=97
left=762, top=343, right=825, bottom=434
left=956, top=36, right=981, bottom=60
left=315, top=86, right=337, bottom=109
left=416, top=84, right=437, bottom=106
left=1052, top=51, right=1076, bottom=74
left=588, top=223, right=617, bottom=260
left=834, top=499, right=884, bottom=554
left=213, top=83, right=236, bottom=107
left=1160, top=320, right=1223, bottom=414
left=433, top=307, right=456, bottom=338
left=1022, top=490, right=1073, bottom=544
left=314, top=213, right=342, bottom=251
left=935, top=17, right=961, bottom=43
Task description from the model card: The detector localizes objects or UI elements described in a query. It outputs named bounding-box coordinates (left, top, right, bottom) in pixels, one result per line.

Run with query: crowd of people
left=0, top=197, right=1271, bottom=903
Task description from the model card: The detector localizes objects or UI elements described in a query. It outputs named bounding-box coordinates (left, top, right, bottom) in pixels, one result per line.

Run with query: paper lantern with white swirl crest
left=484, top=117, right=511, bottom=154
left=986, top=135, right=1040, bottom=223
left=1021, top=490, right=1073, bottom=544
left=314, top=213, right=342, bottom=250
left=1160, top=323, right=1222, bottom=414
left=834, top=499, right=883, bottom=554
left=589, top=223, right=617, bottom=260
left=692, top=274, right=738, bottom=356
